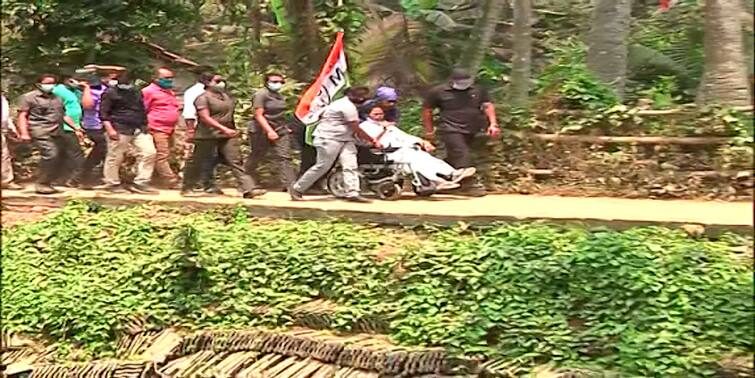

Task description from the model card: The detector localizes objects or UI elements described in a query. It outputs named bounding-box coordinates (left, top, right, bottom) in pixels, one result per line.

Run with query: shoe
left=242, top=188, right=267, bottom=199
left=104, top=185, right=128, bottom=194
left=2, top=182, right=23, bottom=190
left=450, top=167, right=477, bottom=183
left=435, top=181, right=461, bottom=191
left=130, top=183, right=159, bottom=194
left=204, top=187, right=225, bottom=195
left=35, top=184, right=59, bottom=195
left=181, top=188, right=200, bottom=197
left=460, top=185, right=487, bottom=197
left=289, top=185, right=304, bottom=201
left=343, top=195, right=372, bottom=203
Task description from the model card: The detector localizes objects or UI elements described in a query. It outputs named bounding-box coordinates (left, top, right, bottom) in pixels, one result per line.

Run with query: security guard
left=422, top=68, right=500, bottom=197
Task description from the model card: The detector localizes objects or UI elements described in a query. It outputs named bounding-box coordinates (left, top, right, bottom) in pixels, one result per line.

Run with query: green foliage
left=537, top=39, right=619, bottom=110
left=316, top=0, right=366, bottom=38
left=0, top=0, right=200, bottom=83
left=628, top=1, right=705, bottom=99
left=391, top=225, right=753, bottom=376
left=2, top=202, right=752, bottom=376
left=636, top=75, right=681, bottom=109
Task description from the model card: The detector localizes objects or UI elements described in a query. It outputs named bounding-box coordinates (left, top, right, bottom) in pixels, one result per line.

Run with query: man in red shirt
left=142, top=67, right=180, bottom=187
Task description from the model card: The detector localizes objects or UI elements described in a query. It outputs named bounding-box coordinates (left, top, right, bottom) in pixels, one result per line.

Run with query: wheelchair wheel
left=326, top=169, right=350, bottom=198
left=376, top=182, right=402, bottom=201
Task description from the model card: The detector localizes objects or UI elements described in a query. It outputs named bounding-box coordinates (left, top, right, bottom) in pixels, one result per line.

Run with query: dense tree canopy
left=1, top=0, right=752, bottom=107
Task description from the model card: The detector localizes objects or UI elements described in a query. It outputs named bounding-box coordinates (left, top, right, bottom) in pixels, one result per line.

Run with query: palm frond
left=350, top=13, right=436, bottom=87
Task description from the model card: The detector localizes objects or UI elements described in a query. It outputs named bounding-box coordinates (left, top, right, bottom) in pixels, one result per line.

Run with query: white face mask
left=267, top=82, right=283, bottom=92
left=38, top=84, right=55, bottom=93
left=451, top=79, right=474, bottom=90
left=214, top=81, right=227, bottom=89
left=108, top=80, right=118, bottom=87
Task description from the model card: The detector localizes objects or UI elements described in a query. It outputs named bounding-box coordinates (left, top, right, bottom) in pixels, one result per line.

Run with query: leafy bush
left=636, top=75, right=682, bottom=109
left=2, top=202, right=752, bottom=376
left=536, top=39, right=619, bottom=111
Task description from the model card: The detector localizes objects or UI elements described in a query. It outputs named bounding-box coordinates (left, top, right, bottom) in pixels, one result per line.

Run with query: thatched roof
left=3, top=328, right=478, bottom=378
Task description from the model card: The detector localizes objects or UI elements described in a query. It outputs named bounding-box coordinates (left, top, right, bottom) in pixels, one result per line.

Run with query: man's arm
left=195, top=97, right=234, bottom=136
left=348, top=121, right=380, bottom=148
left=15, top=96, right=31, bottom=141
left=16, top=110, right=30, bottom=141
left=99, top=92, right=119, bottom=140
left=421, top=106, right=434, bottom=138
left=141, top=89, right=153, bottom=114
left=80, top=84, right=94, bottom=109
left=483, top=102, right=500, bottom=137
left=253, top=92, right=279, bottom=141
left=198, top=108, right=236, bottom=136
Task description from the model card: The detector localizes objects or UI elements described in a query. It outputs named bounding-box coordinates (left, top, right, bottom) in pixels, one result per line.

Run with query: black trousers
left=195, top=150, right=218, bottom=189
left=32, top=133, right=62, bottom=185
left=33, top=132, right=84, bottom=185
left=246, top=131, right=297, bottom=189
left=440, top=131, right=490, bottom=187
left=81, top=128, right=107, bottom=184
left=440, top=132, right=478, bottom=169
left=182, top=137, right=254, bottom=194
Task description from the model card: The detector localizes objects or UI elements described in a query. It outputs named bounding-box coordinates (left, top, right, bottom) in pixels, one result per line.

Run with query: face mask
left=267, top=82, right=283, bottom=92
left=451, top=79, right=474, bottom=90
left=156, top=78, right=174, bottom=89
left=37, top=84, right=55, bottom=93
left=117, top=84, right=134, bottom=90
left=108, top=80, right=119, bottom=87
left=350, top=97, right=366, bottom=106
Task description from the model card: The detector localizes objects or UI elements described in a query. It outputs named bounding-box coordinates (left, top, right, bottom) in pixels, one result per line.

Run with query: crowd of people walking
left=1, top=66, right=499, bottom=202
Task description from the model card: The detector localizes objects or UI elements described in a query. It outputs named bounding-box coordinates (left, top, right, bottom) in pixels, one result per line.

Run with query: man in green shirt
left=51, top=75, right=93, bottom=186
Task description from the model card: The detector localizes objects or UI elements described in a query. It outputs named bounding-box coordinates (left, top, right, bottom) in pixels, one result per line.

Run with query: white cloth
left=1, top=95, right=14, bottom=133
left=359, top=119, right=454, bottom=181
left=182, top=83, right=206, bottom=120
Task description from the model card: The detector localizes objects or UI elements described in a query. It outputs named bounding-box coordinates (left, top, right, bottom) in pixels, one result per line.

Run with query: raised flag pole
left=294, top=32, right=350, bottom=146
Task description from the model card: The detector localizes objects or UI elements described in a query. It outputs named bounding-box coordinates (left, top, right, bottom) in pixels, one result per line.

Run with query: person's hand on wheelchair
left=419, top=140, right=435, bottom=152
left=371, top=138, right=383, bottom=150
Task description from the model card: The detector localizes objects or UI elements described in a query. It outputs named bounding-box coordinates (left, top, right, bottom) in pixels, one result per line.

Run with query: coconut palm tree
left=461, top=0, right=505, bottom=74
left=510, top=0, right=532, bottom=108
left=586, top=0, right=632, bottom=99
left=697, top=0, right=752, bottom=106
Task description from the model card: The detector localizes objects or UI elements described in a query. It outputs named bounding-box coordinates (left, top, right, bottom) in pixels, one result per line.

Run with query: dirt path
left=1, top=185, right=752, bottom=233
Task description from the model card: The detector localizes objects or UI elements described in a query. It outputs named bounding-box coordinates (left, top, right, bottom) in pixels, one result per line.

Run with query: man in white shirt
left=359, top=104, right=475, bottom=190
left=182, top=72, right=219, bottom=193
left=290, top=87, right=381, bottom=202
left=1, top=93, right=21, bottom=189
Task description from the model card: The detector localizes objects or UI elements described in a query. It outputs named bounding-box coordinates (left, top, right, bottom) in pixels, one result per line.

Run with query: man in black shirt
left=422, top=68, right=500, bottom=197
left=100, top=72, right=158, bottom=194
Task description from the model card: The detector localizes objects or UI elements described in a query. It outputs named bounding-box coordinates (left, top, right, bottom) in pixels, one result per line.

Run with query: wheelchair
left=325, top=147, right=439, bottom=200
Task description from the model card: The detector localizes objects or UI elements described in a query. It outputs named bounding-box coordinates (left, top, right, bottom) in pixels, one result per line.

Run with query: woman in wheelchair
left=359, top=105, right=476, bottom=191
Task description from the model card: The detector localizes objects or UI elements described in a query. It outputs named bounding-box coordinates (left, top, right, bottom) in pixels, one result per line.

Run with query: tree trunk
left=586, top=0, right=632, bottom=99
left=286, top=0, right=321, bottom=81
left=462, top=0, right=504, bottom=75
left=697, top=0, right=752, bottom=106
left=509, top=0, right=532, bottom=108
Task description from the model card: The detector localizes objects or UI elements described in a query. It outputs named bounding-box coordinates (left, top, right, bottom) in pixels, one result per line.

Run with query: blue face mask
left=156, top=78, right=174, bottom=89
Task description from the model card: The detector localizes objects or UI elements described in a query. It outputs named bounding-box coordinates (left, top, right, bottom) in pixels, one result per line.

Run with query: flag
left=294, top=32, right=350, bottom=145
